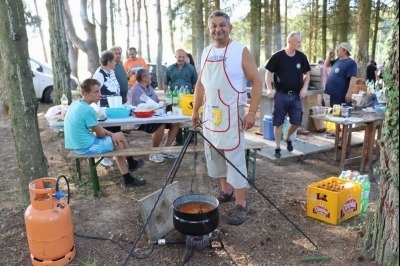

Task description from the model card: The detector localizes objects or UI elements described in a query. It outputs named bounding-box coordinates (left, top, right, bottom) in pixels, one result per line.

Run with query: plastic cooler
left=263, top=115, right=274, bottom=140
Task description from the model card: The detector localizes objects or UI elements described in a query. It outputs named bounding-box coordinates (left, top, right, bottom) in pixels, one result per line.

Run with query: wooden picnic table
left=311, top=111, right=384, bottom=172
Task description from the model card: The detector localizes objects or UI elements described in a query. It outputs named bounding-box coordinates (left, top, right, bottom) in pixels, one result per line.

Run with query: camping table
left=311, top=111, right=383, bottom=172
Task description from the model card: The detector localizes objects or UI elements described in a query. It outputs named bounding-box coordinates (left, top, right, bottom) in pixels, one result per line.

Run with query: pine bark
left=362, top=10, right=399, bottom=265
left=355, top=0, right=371, bottom=79
left=0, top=0, right=48, bottom=208
left=46, top=0, right=73, bottom=104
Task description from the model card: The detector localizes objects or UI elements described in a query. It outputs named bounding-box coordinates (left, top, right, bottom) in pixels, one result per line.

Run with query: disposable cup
left=107, top=96, right=122, bottom=108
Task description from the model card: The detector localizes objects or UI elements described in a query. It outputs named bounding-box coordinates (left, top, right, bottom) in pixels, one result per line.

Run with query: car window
left=30, top=60, right=41, bottom=72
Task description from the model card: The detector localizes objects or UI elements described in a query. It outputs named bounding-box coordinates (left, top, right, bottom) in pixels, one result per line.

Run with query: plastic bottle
left=360, top=176, right=371, bottom=213
left=60, top=94, right=69, bottom=119
left=172, top=86, right=180, bottom=114
left=165, top=86, right=173, bottom=105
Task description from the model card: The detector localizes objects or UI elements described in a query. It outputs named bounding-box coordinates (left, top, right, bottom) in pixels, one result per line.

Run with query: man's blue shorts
left=272, top=91, right=302, bottom=126
left=75, top=136, right=114, bottom=155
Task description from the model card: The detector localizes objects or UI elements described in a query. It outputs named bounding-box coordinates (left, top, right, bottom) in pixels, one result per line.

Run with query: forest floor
left=0, top=102, right=380, bottom=266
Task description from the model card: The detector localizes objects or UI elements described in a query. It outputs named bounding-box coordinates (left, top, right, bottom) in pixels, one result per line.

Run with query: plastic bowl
left=105, top=107, right=131, bottom=119
left=374, top=105, right=386, bottom=116
left=133, top=109, right=154, bottom=118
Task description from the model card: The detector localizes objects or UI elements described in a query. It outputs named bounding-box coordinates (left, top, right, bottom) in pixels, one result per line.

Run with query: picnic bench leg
left=245, top=149, right=257, bottom=184
left=88, top=158, right=101, bottom=196
left=75, top=158, right=82, bottom=181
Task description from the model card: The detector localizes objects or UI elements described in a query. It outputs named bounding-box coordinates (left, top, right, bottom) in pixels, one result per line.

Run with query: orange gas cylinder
left=24, top=177, right=76, bottom=265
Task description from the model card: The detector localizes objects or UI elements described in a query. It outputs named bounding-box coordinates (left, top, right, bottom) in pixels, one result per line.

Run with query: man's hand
left=244, top=112, right=256, bottom=130
left=300, top=87, right=308, bottom=99
left=111, top=132, right=128, bottom=149
left=266, top=89, right=274, bottom=99
left=345, top=92, right=352, bottom=103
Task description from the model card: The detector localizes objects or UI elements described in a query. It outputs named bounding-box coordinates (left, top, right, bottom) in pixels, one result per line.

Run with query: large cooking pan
left=173, top=194, right=219, bottom=236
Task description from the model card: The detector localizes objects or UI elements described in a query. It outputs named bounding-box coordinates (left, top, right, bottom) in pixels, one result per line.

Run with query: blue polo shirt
left=163, top=63, right=197, bottom=92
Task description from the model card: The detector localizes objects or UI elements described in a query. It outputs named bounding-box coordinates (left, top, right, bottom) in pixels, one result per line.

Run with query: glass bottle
left=60, top=94, right=69, bottom=119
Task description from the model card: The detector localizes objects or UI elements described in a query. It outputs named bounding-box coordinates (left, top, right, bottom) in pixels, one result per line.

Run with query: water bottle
left=165, top=86, right=173, bottom=112
left=60, top=94, right=69, bottom=119
left=184, top=85, right=191, bottom=94
left=360, top=176, right=371, bottom=213
left=172, top=86, right=180, bottom=115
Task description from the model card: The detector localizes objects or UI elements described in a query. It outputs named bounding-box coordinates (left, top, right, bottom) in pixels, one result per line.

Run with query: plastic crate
left=306, top=177, right=361, bottom=225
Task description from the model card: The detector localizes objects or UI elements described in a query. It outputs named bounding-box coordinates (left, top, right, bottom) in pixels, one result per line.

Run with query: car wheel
left=43, top=86, right=54, bottom=103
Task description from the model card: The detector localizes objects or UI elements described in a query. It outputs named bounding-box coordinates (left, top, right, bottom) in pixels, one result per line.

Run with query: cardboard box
left=306, top=177, right=361, bottom=225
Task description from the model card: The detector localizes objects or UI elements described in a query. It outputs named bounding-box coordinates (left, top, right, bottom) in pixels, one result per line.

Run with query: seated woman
left=64, top=78, right=146, bottom=187
left=127, top=68, right=180, bottom=163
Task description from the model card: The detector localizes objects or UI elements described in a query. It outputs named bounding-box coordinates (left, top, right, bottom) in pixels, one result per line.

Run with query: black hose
left=55, top=174, right=70, bottom=204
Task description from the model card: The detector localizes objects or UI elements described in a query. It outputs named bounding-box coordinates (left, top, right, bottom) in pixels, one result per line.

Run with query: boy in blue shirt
left=64, top=78, right=146, bottom=187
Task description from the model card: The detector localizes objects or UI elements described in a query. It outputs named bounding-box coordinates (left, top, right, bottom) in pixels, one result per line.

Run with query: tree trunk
left=136, top=0, right=143, bottom=56
left=34, top=0, right=49, bottom=63
left=250, top=0, right=261, bottom=67
left=156, top=0, right=164, bottom=88
left=110, top=0, right=115, bottom=46
left=46, top=0, right=73, bottom=104
left=273, top=0, right=281, bottom=50
left=194, top=0, right=204, bottom=69
left=0, top=0, right=48, bottom=208
left=125, top=0, right=130, bottom=52
left=264, top=0, right=272, bottom=61
left=321, top=0, right=327, bottom=57
left=144, top=0, right=151, bottom=62
left=167, top=0, right=175, bottom=55
left=100, top=0, right=107, bottom=51
left=362, top=10, right=399, bottom=265
left=371, top=0, right=381, bottom=61
left=63, top=0, right=100, bottom=75
left=337, top=0, right=350, bottom=42
left=355, top=0, right=371, bottom=79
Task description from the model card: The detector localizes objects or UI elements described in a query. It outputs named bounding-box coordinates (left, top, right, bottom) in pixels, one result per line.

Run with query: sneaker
left=125, top=178, right=147, bottom=187
left=128, top=159, right=144, bottom=172
left=163, top=153, right=179, bottom=159
left=274, top=148, right=281, bottom=158
left=286, top=140, right=293, bottom=152
left=149, top=154, right=165, bottom=163
left=100, top=157, right=113, bottom=167
left=228, top=204, right=249, bottom=225
left=324, top=133, right=336, bottom=139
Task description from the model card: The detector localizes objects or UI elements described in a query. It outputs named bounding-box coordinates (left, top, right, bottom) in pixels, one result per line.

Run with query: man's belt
left=277, top=90, right=299, bottom=95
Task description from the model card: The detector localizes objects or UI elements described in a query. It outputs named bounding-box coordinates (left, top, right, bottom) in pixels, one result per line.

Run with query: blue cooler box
left=263, top=115, right=275, bottom=140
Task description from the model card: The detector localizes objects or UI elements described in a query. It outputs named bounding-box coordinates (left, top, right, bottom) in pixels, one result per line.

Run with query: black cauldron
left=173, top=194, right=219, bottom=236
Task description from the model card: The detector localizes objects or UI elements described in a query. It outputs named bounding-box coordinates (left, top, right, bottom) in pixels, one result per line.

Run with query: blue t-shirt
left=163, top=63, right=198, bottom=93
left=325, top=58, right=357, bottom=104
left=64, top=100, right=98, bottom=150
left=265, top=49, right=311, bottom=92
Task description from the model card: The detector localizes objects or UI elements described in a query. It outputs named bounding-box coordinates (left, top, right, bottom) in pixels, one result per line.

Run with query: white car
left=30, top=58, right=79, bottom=103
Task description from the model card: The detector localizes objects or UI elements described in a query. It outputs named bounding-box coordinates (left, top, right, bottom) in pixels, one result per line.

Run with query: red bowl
left=133, top=109, right=154, bottom=118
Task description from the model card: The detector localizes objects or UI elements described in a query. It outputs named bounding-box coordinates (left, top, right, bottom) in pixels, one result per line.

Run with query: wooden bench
left=67, top=139, right=267, bottom=196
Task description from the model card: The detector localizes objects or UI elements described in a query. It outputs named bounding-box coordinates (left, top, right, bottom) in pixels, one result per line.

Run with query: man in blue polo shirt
left=163, top=49, right=198, bottom=145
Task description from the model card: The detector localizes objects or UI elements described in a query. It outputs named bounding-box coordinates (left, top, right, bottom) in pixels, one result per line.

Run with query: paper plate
left=362, top=108, right=375, bottom=113
left=328, top=117, right=346, bottom=123
left=346, top=117, right=363, bottom=123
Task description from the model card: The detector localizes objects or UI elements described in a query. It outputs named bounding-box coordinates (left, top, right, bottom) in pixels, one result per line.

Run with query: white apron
left=201, top=42, right=246, bottom=151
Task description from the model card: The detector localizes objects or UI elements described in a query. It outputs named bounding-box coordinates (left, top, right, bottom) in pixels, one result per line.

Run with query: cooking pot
left=341, top=106, right=353, bottom=118
left=173, top=194, right=219, bottom=236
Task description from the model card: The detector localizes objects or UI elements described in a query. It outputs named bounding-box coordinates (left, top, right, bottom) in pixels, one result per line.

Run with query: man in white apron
left=191, top=10, right=261, bottom=225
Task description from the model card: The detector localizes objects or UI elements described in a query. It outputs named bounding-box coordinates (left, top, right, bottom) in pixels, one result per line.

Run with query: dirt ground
left=0, top=102, right=380, bottom=266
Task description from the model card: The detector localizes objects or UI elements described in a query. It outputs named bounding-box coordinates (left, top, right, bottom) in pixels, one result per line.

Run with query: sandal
left=217, top=191, right=235, bottom=204
left=228, top=204, right=249, bottom=225
left=149, top=154, right=165, bottom=163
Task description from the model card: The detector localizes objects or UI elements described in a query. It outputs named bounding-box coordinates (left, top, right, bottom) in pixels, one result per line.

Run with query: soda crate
left=306, top=177, right=361, bottom=225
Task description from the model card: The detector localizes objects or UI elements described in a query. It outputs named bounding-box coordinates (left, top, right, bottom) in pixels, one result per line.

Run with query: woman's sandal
left=217, top=191, right=235, bottom=204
